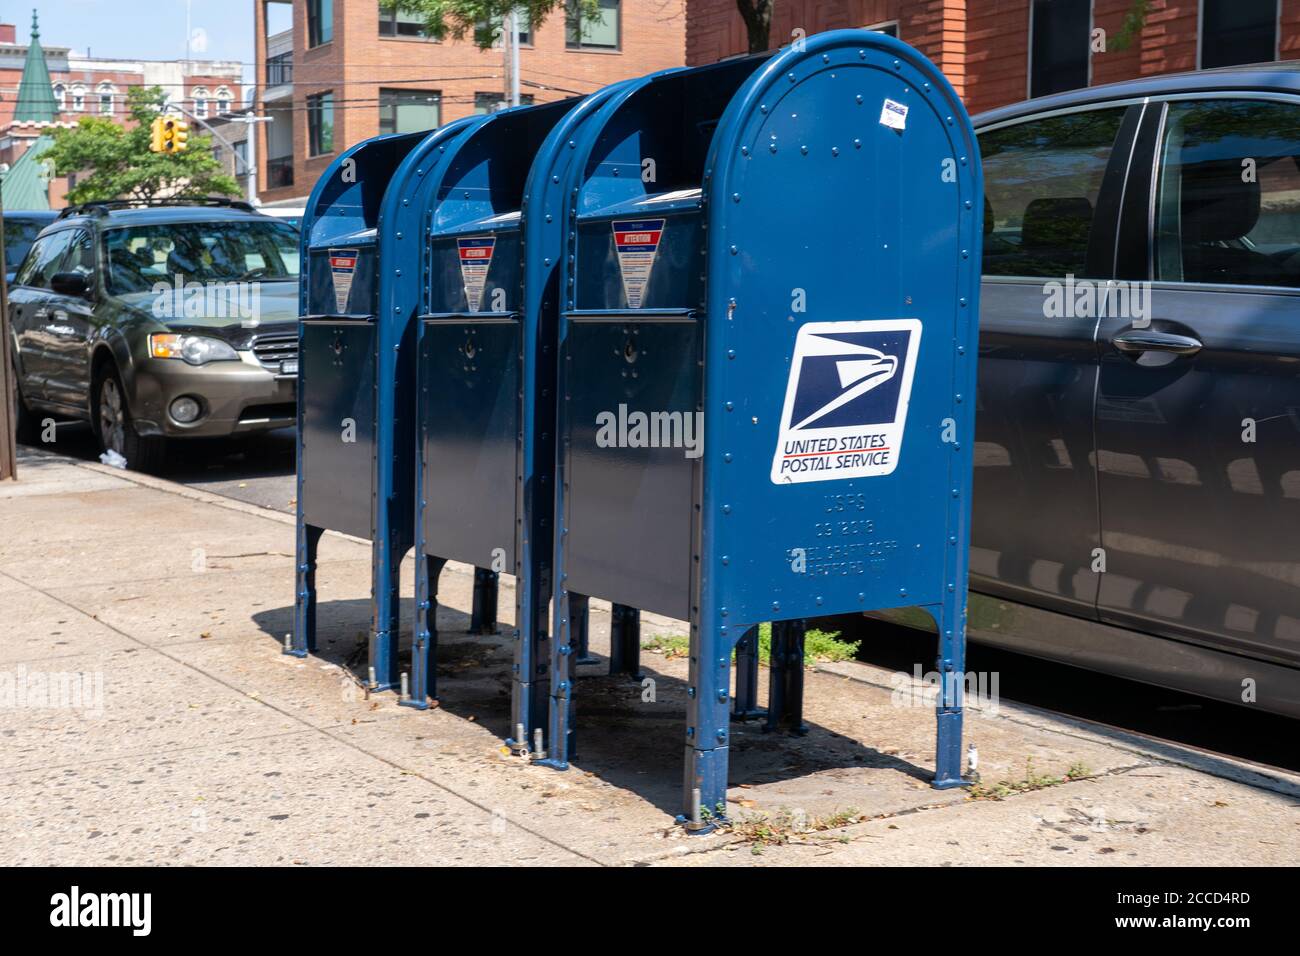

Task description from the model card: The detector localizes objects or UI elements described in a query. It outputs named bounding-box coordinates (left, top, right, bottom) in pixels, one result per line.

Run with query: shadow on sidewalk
left=252, top=599, right=933, bottom=818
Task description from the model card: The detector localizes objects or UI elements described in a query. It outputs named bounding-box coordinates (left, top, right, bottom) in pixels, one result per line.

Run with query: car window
left=1154, top=99, right=1300, bottom=288
left=61, top=230, right=96, bottom=279
left=14, top=230, right=74, bottom=289
left=978, top=108, right=1126, bottom=278
left=100, top=218, right=301, bottom=295
left=4, top=217, right=50, bottom=271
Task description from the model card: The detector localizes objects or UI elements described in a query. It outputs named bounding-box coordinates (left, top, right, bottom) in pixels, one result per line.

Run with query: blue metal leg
left=404, top=556, right=445, bottom=709
left=763, top=620, right=808, bottom=735
left=681, top=621, right=735, bottom=832
left=931, top=602, right=969, bottom=789
left=731, top=624, right=764, bottom=720
left=539, top=589, right=585, bottom=769
left=470, top=567, right=500, bottom=634
left=370, top=542, right=404, bottom=691
left=508, top=564, right=550, bottom=755
left=570, top=593, right=595, bottom=665
left=290, top=523, right=324, bottom=656
left=608, top=604, right=642, bottom=678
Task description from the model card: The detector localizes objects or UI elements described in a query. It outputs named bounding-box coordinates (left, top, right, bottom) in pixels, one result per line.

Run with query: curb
left=20, top=446, right=689, bottom=632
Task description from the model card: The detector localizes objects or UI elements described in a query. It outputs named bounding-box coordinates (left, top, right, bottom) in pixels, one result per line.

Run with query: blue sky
left=20, top=0, right=262, bottom=69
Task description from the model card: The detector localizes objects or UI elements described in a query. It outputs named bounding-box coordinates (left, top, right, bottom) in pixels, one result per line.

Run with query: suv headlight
left=149, top=333, right=239, bottom=366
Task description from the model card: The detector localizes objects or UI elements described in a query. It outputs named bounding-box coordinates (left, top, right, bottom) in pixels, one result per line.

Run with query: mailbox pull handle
left=1111, top=328, right=1202, bottom=356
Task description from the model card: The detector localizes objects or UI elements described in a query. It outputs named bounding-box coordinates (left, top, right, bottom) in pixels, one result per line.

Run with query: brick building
left=686, top=0, right=1300, bottom=115
left=252, top=0, right=687, bottom=206
left=0, top=10, right=242, bottom=208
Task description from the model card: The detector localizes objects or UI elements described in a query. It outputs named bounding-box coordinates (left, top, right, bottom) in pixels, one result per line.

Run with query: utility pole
left=234, top=112, right=273, bottom=205
left=506, top=7, right=521, bottom=108
left=170, top=103, right=271, bottom=205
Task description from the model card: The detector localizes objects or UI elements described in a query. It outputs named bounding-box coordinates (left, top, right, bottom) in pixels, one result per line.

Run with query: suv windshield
left=102, top=219, right=300, bottom=294
left=5, top=217, right=50, bottom=270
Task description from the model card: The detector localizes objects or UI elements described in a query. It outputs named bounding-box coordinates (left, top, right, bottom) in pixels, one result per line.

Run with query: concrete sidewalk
left=1, top=448, right=1296, bottom=866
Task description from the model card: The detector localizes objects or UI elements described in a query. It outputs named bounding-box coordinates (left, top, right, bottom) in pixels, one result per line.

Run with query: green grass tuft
left=642, top=624, right=860, bottom=666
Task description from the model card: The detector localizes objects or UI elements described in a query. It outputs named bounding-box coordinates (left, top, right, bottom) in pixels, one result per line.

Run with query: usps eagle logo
left=770, top=319, right=922, bottom=484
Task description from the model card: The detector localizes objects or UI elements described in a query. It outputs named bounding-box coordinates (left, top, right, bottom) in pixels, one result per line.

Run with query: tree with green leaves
left=43, top=86, right=239, bottom=205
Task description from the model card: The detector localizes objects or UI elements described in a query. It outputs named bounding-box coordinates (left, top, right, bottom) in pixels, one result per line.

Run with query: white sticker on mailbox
left=879, top=98, right=909, bottom=131
left=770, top=319, right=922, bottom=484
left=612, top=218, right=665, bottom=308
left=457, top=235, right=497, bottom=312
left=329, top=249, right=358, bottom=314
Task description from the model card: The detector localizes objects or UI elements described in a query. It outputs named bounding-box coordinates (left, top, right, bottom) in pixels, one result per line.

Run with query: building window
left=379, top=1, right=431, bottom=38
left=308, top=0, right=333, bottom=47
left=97, top=83, right=116, bottom=115
left=566, top=0, right=620, bottom=50
left=216, top=87, right=232, bottom=114
left=72, top=85, right=85, bottom=111
left=52, top=83, right=65, bottom=111
left=1029, top=0, right=1090, bottom=98
left=193, top=87, right=210, bottom=119
left=378, top=88, right=441, bottom=135
left=474, top=91, right=535, bottom=115
left=308, top=92, right=335, bottom=155
left=476, top=13, right=532, bottom=46
left=1201, top=0, right=1277, bottom=69
left=266, top=51, right=293, bottom=85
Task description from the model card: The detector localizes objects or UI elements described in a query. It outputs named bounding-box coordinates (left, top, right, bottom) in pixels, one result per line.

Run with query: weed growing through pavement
left=727, top=806, right=864, bottom=855
left=967, top=757, right=1093, bottom=800
left=642, top=623, right=859, bottom=665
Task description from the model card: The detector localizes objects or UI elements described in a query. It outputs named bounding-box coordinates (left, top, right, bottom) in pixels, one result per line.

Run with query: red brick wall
left=688, top=0, right=1300, bottom=116
left=901, top=0, right=967, bottom=98
left=257, top=0, right=686, bottom=204
left=962, top=0, right=1029, bottom=114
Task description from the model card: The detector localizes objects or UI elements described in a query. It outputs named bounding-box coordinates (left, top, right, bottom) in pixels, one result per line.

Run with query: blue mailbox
left=540, top=30, right=983, bottom=829
left=409, top=84, right=675, bottom=746
left=406, top=100, right=578, bottom=725
left=292, top=119, right=501, bottom=689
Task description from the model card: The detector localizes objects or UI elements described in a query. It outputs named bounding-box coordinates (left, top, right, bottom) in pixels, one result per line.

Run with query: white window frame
left=96, top=83, right=115, bottom=116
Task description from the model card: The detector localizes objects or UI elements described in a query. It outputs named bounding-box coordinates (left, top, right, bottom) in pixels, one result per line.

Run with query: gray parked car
left=879, top=63, right=1300, bottom=718
left=7, top=199, right=299, bottom=471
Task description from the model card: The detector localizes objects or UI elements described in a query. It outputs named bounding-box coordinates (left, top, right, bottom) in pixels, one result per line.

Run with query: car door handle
left=1111, top=329, right=1202, bottom=356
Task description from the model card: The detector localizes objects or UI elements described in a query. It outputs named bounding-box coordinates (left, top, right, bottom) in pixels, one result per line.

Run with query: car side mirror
left=50, top=271, right=91, bottom=297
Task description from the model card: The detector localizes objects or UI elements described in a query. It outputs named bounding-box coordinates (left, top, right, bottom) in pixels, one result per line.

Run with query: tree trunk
left=735, top=0, right=773, bottom=54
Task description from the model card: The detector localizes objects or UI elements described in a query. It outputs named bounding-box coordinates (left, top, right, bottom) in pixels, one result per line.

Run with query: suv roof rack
left=56, top=196, right=256, bottom=220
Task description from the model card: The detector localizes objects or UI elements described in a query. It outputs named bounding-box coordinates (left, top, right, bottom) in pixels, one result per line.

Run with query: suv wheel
left=95, top=366, right=165, bottom=472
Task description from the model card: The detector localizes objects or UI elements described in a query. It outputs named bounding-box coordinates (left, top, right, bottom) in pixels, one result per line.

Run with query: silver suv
left=7, top=199, right=300, bottom=471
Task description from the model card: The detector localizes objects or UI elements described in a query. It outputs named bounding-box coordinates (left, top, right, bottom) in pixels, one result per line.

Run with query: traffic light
left=149, top=116, right=165, bottom=152
left=162, top=117, right=189, bottom=153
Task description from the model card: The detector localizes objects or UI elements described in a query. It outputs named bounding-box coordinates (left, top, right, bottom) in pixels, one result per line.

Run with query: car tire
left=10, top=359, right=41, bottom=446
left=94, top=364, right=166, bottom=473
